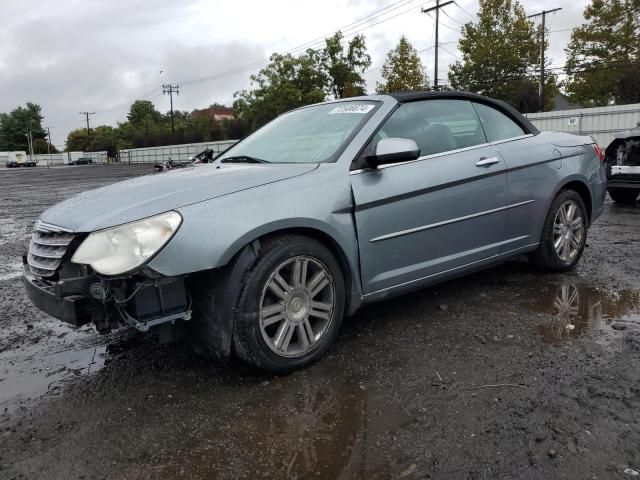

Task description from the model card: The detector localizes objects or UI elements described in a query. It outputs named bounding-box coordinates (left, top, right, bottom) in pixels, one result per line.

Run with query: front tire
left=608, top=189, right=639, bottom=204
left=233, top=235, right=345, bottom=373
left=530, top=189, right=588, bottom=272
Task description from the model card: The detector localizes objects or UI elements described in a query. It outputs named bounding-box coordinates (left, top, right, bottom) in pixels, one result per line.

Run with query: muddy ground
left=0, top=165, right=639, bottom=480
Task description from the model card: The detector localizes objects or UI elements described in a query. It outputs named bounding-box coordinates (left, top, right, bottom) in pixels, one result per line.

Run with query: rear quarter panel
left=497, top=131, right=605, bottom=252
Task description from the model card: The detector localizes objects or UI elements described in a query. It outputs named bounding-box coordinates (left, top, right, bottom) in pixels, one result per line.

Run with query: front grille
left=28, top=221, right=76, bottom=277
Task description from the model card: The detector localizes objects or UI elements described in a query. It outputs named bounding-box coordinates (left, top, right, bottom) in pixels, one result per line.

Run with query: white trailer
left=5, top=151, right=34, bottom=168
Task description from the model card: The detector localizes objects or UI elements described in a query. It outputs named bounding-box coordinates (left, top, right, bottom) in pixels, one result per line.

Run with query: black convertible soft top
left=388, top=90, right=540, bottom=136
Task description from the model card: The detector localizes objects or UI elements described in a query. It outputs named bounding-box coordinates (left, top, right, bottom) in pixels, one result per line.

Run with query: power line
left=176, top=0, right=436, bottom=88
left=453, top=2, right=477, bottom=19
left=441, top=9, right=465, bottom=26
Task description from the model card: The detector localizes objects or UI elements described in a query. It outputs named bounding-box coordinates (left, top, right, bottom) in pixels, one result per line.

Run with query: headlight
left=71, top=211, right=182, bottom=275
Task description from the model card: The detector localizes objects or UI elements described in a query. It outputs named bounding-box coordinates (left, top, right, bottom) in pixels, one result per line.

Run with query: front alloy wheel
left=259, top=256, right=335, bottom=357
left=232, top=234, right=345, bottom=373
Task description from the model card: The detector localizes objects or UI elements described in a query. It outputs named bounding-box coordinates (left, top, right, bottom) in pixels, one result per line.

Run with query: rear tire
left=530, top=189, right=588, bottom=272
left=608, top=189, right=639, bottom=204
left=232, top=235, right=345, bottom=373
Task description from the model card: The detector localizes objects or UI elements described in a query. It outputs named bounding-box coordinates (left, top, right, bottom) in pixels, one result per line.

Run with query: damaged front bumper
left=23, top=258, right=192, bottom=334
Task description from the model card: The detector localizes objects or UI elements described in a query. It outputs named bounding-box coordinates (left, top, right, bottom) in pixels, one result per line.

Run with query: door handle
left=475, top=157, right=500, bottom=167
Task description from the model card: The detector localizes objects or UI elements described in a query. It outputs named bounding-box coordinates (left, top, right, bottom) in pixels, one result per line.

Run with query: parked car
left=68, top=157, right=93, bottom=166
left=23, top=91, right=606, bottom=372
left=604, top=125, right=640, bottom=204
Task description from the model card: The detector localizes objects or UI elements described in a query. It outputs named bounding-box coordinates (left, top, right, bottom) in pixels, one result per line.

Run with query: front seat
left=419, top=124, right=457, bottom=156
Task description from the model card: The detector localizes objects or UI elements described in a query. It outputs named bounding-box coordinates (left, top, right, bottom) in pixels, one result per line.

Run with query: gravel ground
left=0, top=165, right=639, bottom=480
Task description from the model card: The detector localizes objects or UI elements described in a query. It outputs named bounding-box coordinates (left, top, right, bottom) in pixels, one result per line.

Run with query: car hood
left=40, top=163, right=318, bottom=232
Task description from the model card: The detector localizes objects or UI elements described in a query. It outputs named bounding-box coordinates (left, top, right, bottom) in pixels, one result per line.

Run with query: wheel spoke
left=570, top=217, right=582, bottom=231
left=297, top=323, right=310, bottom=348
left=553, top=223, right=563, bottom=235
left=280, top=322, right=296, bottom=351
left=566, top=203, right=576, bottom=222
left=309, top=307, right=330, bottom=320
left=274, top=273, right=292, bottom=294
left=311, top=300, right=332, bottom=312
left=292, top=258, right=308, bottom=288
left=307, top=270, right=326, bottom=294
left=268, top=281, right=289, bottom=301
left=274, top=320, right=294, bottom=350
left=310, top=278, right=329, bottom=299
left=562, top=236, right=571, bottom=259
left=558, top=206, right=567, bottom=224
left=262, top=303, right=286, bottom=327
left=570, top=235, right=581, bottom=249
left=304, top=318, right=315, bottom=339
left=554, top=235, right=564, bottom=251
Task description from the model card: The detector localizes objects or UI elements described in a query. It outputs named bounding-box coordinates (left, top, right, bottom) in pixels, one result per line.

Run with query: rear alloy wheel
left=530, top=189, right=588, bottom=272
left=233, top=235, right=345, bottom=373
left=608, top=189, right=639, bottom=204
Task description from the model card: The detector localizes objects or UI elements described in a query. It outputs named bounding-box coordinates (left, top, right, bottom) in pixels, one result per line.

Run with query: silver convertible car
left=24, top=91, right=606, bottom=372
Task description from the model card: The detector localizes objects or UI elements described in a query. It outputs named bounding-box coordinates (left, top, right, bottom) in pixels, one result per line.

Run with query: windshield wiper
left=220, top=155, right=270, bottom=164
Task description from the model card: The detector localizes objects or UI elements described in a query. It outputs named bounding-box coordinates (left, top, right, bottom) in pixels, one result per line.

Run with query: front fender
left=147, top=167, right=363, bottom=311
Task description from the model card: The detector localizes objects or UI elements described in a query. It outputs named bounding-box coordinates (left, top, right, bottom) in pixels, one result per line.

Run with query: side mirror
left=367, top=137, right=420, bottom=168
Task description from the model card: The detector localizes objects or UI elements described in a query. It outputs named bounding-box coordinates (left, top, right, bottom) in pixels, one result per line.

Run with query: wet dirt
left=1, top=166, right=639, bottom=479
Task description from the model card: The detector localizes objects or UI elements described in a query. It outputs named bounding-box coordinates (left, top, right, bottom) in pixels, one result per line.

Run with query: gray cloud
left=0, top=0, right=589, bottom=147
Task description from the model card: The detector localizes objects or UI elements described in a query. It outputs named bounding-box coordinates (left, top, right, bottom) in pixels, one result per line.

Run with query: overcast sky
left=0, top=0, right=588, bottom=147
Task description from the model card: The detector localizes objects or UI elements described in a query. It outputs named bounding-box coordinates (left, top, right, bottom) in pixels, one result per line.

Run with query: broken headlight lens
left=71, top=211, right=182, bottom=275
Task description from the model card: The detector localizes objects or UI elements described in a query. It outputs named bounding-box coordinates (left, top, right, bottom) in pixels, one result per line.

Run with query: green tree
left=321, top=31, right=371, bottom=98
left=376, top=36, right=429, bottom=94
left=448, top=0, right=557, bottom=111
left=564, top=0, right=640, bottom=106
left=127, top=100, right=162, bottom=125
left=234, top=52, right=327, bottom=130
left=0, top=102, right=47, bottom=151
left=65, top=128, right=89, bottom=151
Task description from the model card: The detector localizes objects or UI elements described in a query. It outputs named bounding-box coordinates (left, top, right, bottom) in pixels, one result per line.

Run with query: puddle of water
left=128, top=374, right=414, bottom=480
left=525, top=281, right=640, bottom=343
left=0, top=261, right=23, bottom=281
left=0, top=346, right=106, bottom=408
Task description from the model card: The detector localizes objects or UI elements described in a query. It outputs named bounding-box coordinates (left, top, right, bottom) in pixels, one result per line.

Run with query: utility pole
left=46, top=127, right=52, bottom=169
left=25, top=121, right=34, bottom=162
left=527, top=8, right=562, bottom=111
left=79, top=111, right=95, bottom=151
left=162, top=84, right=179, bottom=135
left=422, top=0, right=454, bottom=90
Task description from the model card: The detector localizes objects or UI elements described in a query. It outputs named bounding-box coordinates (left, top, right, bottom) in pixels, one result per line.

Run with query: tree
left=65, top=128, right=90, bottom=151
left=376, top=36, right=429, bottom=94
left=0, top=102, right=47, bottom=151
left=127, top=100, right=162, bottom=125
left=321, top=31, right=371, bottom=99
left=564, top=0, right=640, bottom=106
left=234, top=52, right=327, bottom=130
left=448, top=0, right=557, bottom=111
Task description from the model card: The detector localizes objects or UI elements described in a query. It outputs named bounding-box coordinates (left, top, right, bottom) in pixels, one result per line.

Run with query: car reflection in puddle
left=527, top=280, right=640, bottom=343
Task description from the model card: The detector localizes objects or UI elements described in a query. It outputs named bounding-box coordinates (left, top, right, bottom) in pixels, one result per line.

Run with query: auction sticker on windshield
left=329, top=104, right=375, bottom=114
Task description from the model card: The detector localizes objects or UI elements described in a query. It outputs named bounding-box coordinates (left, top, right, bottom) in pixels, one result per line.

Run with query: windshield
left=219, top=101, right=379, bottom=164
